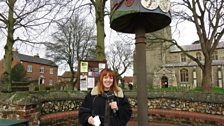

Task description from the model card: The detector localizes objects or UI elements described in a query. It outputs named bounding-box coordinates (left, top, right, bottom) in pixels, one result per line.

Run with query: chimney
left=34, top=54, right=39, bottom=58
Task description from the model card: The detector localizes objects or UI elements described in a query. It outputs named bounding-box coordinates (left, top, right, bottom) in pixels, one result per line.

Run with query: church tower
left=146, top=26, right=173, bottom=88
left=134, top=26, right=173, bottom=89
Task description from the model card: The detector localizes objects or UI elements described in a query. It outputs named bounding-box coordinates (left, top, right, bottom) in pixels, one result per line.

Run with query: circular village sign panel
left=110, top=0, right=171, bottom=33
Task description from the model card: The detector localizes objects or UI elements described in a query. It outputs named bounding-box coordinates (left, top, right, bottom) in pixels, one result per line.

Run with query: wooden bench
left=0, top=119, right=29, bottom=126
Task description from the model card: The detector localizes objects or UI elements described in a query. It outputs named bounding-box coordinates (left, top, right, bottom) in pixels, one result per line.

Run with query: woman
left=79, top=68, right=132, bottom=126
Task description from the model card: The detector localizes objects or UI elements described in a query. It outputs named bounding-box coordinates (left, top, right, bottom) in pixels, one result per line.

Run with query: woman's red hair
left=97, top=68, right=119, bottom=95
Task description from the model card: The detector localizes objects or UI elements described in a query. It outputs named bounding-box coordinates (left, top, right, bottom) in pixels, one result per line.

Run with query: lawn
left=144, top=86, right=224, bottom=94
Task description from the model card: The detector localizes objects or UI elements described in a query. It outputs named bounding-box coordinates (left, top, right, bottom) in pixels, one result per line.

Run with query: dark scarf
left=104, top=98, right=111, bottom=126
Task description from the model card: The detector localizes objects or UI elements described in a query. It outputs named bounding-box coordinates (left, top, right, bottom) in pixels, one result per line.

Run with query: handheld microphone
left=106, top=91, right=117, bottom=114
left=110, top=99, right=117, bottom=114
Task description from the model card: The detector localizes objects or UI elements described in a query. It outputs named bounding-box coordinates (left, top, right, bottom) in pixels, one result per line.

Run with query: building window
left=180, top=69, right=189, bottom=82
left=193, top=68, right=197, bottom=87
left=40, top=66, right=44, bottom=73
left=49, top=79, right=53, bottom=86
left=212, top=51, right=218, bottom=60
left=218, top=67, right=222, bottom=88
left=27, top=64, right=32, bottom=72
left=196, top=52, right=201, bottom=61
left=181, top=54, right=186, bottom=62
left=49, top=68, right=53, bottom=74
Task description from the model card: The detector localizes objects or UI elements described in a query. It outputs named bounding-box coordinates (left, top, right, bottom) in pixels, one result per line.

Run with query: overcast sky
left=0, top=14, right=199, bottom=76
left=0, top=20, right=198, bottom=53
left=0, top=0, right=199, bottom=76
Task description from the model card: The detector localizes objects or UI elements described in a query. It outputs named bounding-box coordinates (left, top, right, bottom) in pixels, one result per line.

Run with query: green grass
left=150, top=86, right=224, bottom=94
left=189, top=87, right=224, bottom=94
left=211, top=87, right=224, bottom=94
left=151, top=86, right=189, bottom=92
left=189, top=87, right=203, bottom=93
left=167, top=87, right=224, bottom=94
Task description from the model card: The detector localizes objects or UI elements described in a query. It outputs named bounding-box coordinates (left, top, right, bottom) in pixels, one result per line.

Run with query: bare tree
left=89, top=0, right=108, bottom=61
left=170, top=0, right=224, bottom=92
left=45, top=14, right=96, bottom=88
left=0, top=0, right=81, bottom=91
left=106, top=40, right=134, bottom=86
left=54, top=0, right=109, bottom=61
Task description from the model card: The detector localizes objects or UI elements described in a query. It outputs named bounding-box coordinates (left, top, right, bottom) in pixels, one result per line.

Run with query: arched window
left=181, top=54, right=186, bottom=62
left=196, top=52, right=201, bottom=61
left=180, top=69, right=189, bottom=82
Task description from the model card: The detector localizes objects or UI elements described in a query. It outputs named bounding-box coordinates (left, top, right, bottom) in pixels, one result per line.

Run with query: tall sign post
left=110, top=0, right=171, bottom=125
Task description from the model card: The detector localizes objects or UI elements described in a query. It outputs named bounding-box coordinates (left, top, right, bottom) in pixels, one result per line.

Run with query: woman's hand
left=87, top=116, right=94, bottom=125
left=109, top=101, right=118, bottom=110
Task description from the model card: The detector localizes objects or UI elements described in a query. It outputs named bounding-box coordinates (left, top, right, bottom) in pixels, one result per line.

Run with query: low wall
left=0, top=91, right=223, bottom=126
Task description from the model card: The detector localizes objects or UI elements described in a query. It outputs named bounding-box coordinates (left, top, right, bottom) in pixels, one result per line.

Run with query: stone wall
left=132, top=92, right=224, bottom=126
left=0, top=91, right=224, bottom=126
left=0, top=91, right=84, bottom=125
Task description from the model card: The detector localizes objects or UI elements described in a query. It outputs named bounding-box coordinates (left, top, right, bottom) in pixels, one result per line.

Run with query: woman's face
left=103, top=73, right=114, bottom=90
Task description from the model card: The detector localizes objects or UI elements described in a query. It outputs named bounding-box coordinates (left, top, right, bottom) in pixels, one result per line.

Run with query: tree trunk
left=202, top=57, right=212, bottom=92
left=95, top=0, right=106, bottom=61
left=2, top=0, right=15, bottom=92
left=68, top=63, right=76, bottom=89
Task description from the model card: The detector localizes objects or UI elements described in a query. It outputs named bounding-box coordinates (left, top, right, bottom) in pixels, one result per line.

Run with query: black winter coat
left=78, top=87, right=132, bottom=126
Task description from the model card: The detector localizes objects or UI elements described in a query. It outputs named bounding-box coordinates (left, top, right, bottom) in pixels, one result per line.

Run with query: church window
left=181, top=54, right=186, bottom=62
left=212, top=51, right=218, bottom=60
left=218, top=67, right=223, bottom=88
left=180, top=69, right=189, bottom=82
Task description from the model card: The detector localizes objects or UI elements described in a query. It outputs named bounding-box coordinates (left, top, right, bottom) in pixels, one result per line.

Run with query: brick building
left=134, top=26, right=224, bottom=89
left=58, top=71, right=77, bottom=83
left=0, top=51, right=58, bottom=86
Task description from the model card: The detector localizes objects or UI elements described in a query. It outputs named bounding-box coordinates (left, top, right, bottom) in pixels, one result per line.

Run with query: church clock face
left=159, top=0, right=170, bottom=12
left=141, top=0, right=159, bottom=10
